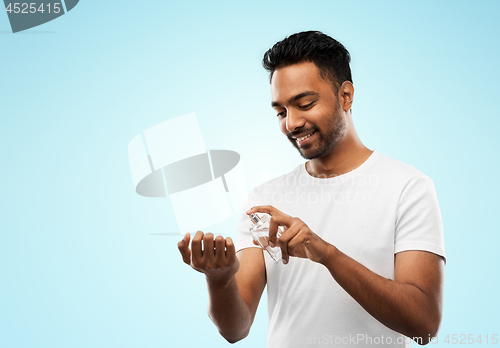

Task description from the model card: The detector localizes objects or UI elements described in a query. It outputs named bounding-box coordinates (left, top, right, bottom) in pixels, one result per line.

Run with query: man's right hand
left=177, top=231, right=240, bottom=285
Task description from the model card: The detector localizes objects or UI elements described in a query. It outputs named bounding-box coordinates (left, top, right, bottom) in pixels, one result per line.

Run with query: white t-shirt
left=235, top=150, right=446, bottom=348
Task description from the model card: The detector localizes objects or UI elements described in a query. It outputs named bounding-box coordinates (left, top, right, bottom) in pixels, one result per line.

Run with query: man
left=178, top=31, right=445, bottom=347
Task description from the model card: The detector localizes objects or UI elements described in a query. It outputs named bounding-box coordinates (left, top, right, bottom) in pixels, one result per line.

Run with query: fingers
left=184, top=231, right=236, bottom=271
left=214, top=235, right=225, bottom=265
left=177, top=232, right=192, bottom=265
left=246, top=205, right=293, bottom=249
left=276, top=218, right=301, bottom=264
left=202, top=233, right=215, bottom=264
left=191, top=231, right=204, bottom=267
left=278, top=227, right=292, bottom=264
left=245, top=205, right=291, bottom=224
left=268, top=217, right=290, bottom=247
left=268, top=217, right=279, bottom=248
left=226, top=237, right=236, bottom=265
left=283, top=226, right=307, bottom=264
left=246, top=206, right=324, bottom=264
left=246, top=205, right=277, bottom=216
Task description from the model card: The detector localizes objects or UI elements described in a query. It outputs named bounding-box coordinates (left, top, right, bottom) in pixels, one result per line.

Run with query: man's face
left=271, top=61, right=346, bottom=160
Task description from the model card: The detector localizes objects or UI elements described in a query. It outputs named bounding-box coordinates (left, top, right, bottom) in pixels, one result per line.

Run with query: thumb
left=178, top=232, right=192, bottom=265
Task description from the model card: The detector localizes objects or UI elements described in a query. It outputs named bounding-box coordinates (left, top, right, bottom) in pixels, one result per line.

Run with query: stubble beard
left=292, top=107, right=347, bottom=160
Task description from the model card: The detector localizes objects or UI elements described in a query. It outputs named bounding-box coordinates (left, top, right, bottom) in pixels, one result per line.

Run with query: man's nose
left=286, top=110, right=306, bottom=133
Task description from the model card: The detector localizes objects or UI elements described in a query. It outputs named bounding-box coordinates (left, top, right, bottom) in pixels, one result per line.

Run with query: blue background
left=1, top=1, right=499, bottom=347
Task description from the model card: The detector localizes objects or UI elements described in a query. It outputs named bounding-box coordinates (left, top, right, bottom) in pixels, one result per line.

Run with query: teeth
left=296, top=132, right=314, bottom=142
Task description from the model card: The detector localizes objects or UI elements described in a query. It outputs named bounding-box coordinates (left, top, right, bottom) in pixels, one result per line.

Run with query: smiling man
left=178, top=31, right=446, bottom=347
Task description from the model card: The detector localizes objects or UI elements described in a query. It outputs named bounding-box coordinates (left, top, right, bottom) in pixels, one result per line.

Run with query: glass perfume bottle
left=248, top=213, right=284, bottom=263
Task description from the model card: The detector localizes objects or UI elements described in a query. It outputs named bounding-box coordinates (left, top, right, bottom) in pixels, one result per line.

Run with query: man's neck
left=305, top=141, right=373, bottom=179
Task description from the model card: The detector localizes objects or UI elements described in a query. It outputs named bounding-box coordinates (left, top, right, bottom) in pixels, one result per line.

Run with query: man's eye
left=277, top=111, right=286, bottom=117
left=299, top=102, right=315, bottom=109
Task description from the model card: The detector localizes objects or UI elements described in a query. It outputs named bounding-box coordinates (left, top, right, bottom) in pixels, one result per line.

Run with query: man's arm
left=246, top=205, right=444, bottom=345
left=178, top=232, right=266, bottom=343
left=323, top=248, right=444, bottom=345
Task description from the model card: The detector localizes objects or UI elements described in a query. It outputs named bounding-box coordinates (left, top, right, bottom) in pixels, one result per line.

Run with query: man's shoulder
left=373, top=151, right=432, bottom=183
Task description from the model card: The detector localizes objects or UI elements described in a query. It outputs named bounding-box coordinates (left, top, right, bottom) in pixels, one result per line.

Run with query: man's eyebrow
left=271, top=91, right=319, bottom=107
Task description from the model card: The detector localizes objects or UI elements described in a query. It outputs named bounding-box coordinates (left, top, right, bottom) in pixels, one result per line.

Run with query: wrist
left=206, top=273, right=236, bottom=289
left=318, top=243, right=339, bottom=266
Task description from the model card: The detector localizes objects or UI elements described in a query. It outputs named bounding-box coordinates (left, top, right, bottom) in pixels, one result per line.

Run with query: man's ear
left=338, top=81, right=354, bottom=112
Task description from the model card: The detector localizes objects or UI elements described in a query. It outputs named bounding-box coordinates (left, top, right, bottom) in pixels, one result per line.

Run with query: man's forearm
left=206, top=275, right=252, bottom=343
left=322, top=246, right=440, bottom=344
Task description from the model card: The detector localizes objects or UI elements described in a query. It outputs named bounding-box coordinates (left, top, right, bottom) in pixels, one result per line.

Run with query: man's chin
left=297, top=146, right=321, bottom=160
left=290, top=138, right=325, bottom=159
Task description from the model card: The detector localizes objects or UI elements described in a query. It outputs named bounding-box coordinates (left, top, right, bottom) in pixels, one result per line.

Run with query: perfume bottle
left=248, top=213, right=284, bottom=263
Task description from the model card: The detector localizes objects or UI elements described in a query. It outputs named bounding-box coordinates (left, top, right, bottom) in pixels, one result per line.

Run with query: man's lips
left=291, top=130, right=317, bottom=145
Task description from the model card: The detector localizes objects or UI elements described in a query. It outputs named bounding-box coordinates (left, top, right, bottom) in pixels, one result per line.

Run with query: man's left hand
left=246, top=205, right=332, bottom=265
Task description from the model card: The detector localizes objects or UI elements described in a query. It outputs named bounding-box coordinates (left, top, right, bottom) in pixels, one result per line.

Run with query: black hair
left=262, top=31, right=352, bottom=89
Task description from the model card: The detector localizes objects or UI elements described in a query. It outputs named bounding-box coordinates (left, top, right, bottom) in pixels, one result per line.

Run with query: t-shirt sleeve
left=235, top=187, right=260, bottom=253
left=394, top=175, right=446, bottom=263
